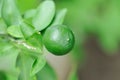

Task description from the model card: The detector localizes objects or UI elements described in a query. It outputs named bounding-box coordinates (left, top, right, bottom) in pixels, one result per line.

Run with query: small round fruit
left=43, top=25, right=75, bottom=55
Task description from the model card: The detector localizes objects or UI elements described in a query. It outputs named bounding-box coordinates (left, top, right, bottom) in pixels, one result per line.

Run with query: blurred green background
left=10, top=0, right=120, bottom=80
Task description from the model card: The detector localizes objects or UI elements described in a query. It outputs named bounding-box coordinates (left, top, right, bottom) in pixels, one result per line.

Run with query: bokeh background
left=17, top=0, right=120, bottom=80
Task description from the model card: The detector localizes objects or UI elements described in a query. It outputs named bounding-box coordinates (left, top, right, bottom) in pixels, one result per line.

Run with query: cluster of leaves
left=0, top=0, right=68, bottom=80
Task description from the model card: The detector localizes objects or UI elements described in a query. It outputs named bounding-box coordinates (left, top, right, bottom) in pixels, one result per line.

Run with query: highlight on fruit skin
left=43, top=25, right=75, bottom=55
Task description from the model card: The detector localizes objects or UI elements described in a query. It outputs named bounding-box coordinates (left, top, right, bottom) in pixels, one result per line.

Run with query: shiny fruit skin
left=43, top=25, right=75, bottom=55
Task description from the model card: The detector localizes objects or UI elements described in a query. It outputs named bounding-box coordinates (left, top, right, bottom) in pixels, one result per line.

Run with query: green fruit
left=43, top=25, right=75, bottom=55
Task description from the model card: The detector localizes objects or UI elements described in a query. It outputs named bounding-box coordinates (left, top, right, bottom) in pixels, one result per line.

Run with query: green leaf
left=51, top=8, right=67, bottom=26
left=32, top=0, right=55, bottom=31
left=0, top=51, right=19, bottom=74
left=7, top=25, right=23, bottom=38
left=6, top=72, right=19, bottom=80
left=36, top=63, right=57, bottom=80
left=12, top=34, right=44, bottom=80
left=15, top=36, right=44, bottom=80
left=14, top=40, right=42, bottom=58
left=23, top=9, right=37, bottom=25
left=20, top=21, right=35, bottom=38
left=23, top=9, right=36, bottom=19
left=18, top=53, right=35, bottom=80
left=31, top=55, right=46, bottom=76
left=0, top=40, right=14, bottom=56
left=1, top=0, right=22, bottom=26
left=26, top=33, right=43, bottom=53
left=0, top=39, right=19, bottom=76
left=0, top=18, right=7, bottom=34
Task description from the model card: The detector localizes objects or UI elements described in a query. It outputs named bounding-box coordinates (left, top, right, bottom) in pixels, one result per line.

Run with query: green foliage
left=51, top=8, right=67, bottom=26
left=0, top=38, right=20, bottom=80
left=20, top=21, right=35, bottom=38
left=32, top=0, right=55, bottom=31
left=18, top=53, right=35, bottom=80
left=7, top=25, right=23, bottom=38
left=36, top=63, right=57, bottom=80
left=0, top=0, right=74, bottom=80
left=1, top=0, right=22, bottom=26
left=0, top=18, right=7, bottom=34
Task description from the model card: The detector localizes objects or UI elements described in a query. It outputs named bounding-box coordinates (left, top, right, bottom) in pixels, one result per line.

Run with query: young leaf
left=18, top=53, right=35, bottom=80
left=16, top=39, right=44, bottom=80
left=7, top=25, right=23, bottom=38
left=32, top=0, right=55, bottom=31
left=1, top=0, right=22, bottom=26
left=0, top=40, right=14, bottom=56
left=51, top=8, right=67, bottom=26
left=36, top=63, right=57, bottom=80
left=14, top=37, right=45, bottom=79
left=22, top=9, right=37, bottom=25
left=6, top=70, right=20, bottom=80
left=0, top=18, right=7, bottom=34
left=31, top=55, right=46, bottom=76
left=14, top=39, right=42, bottom=58
left=0, top=47, right=19, bottom=72
left=0, top=39, right=19, bottom=75
left=26, top=33, right=43, bottom=53
left=20, top=21, right=35, bottom=39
